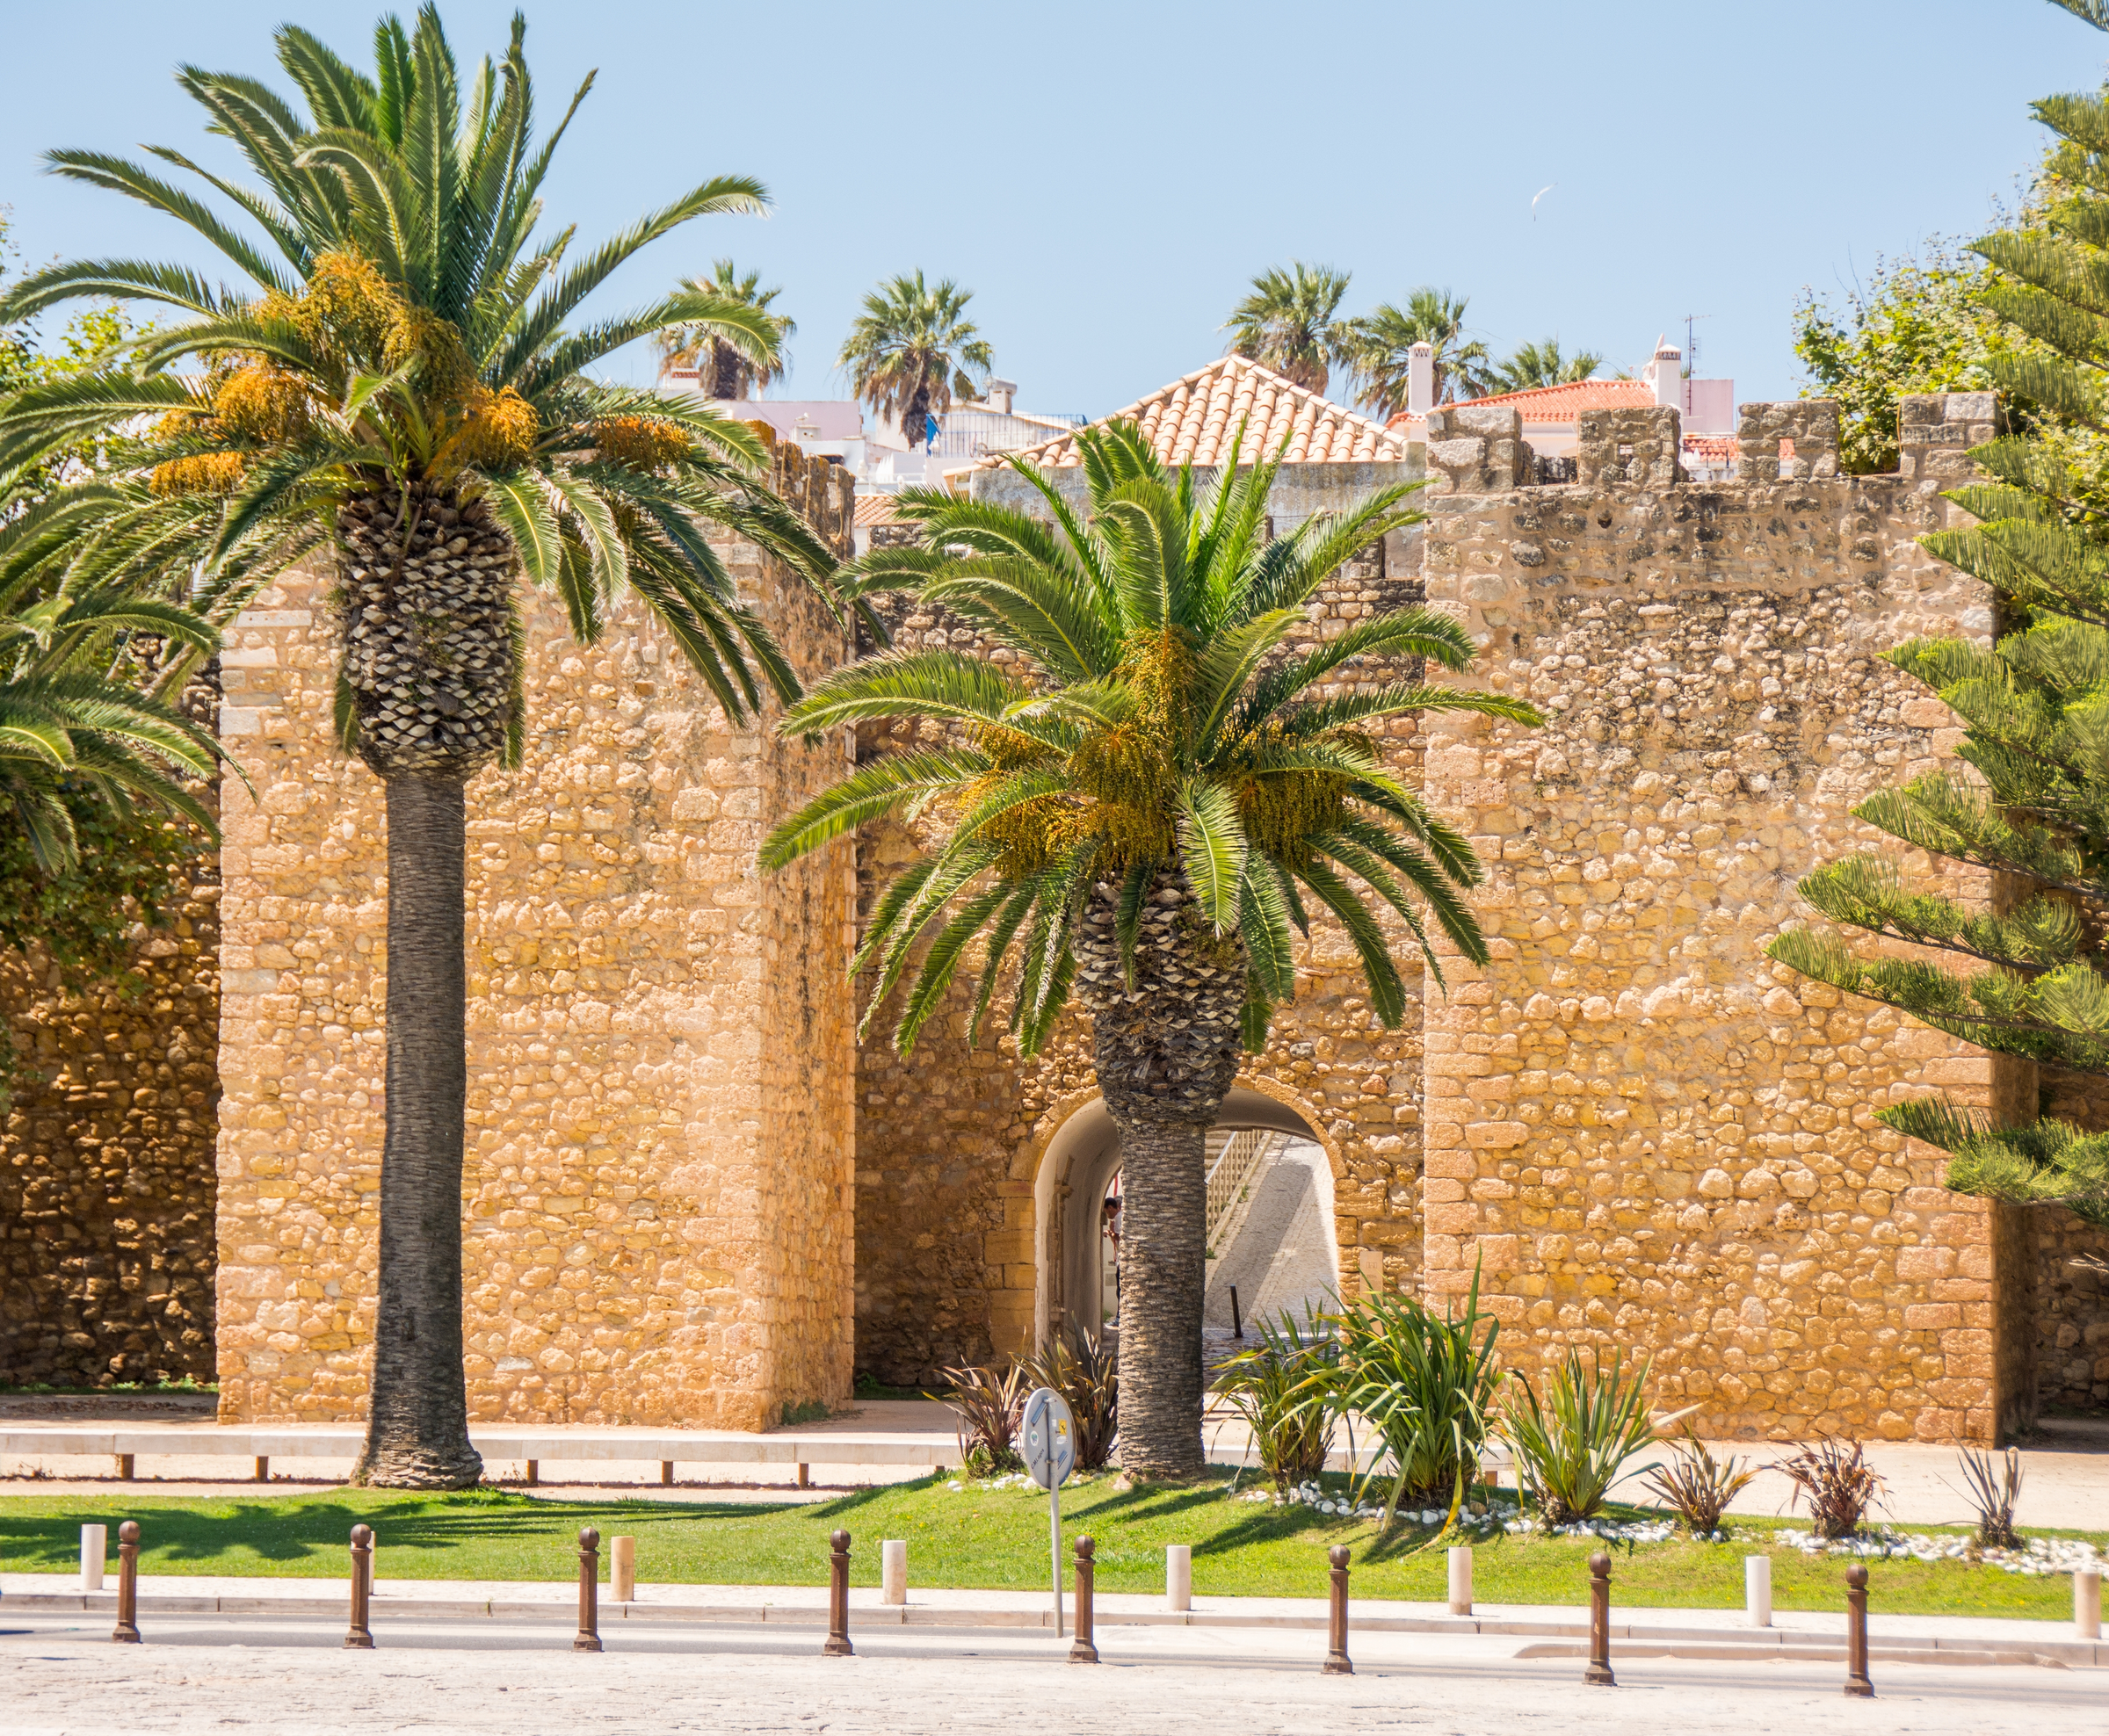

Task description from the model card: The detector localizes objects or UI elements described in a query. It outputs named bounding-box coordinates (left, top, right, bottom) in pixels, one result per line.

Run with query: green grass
left=1, top=1471, right=2098, bottom=1621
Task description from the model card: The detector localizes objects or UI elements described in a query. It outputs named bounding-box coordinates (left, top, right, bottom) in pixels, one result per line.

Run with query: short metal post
left=1584, top=1551, right=1615, bottom=1686
left=254, top=1455, right=269, bottom=1483
left=525, top=1458, right=540, bottom=1486
left=1322, top=1544, right=1352, bottom=1675
left=1069, top=1536, right=1099, bottom=1664
left=823, top=1529, right=854, bottom=1657
left=345, top=1524, right=374, bottom=1649
left=574, top=1527, right=603, bottom=1653
left=1229, top=1284, right=1243, bottom=1340
left=115, top=1453, right=134, bottom=1481
left=881, top=1539, right=906, bottom=1606
left=611, top=1535, right=635, bottom=1603
left=796, top=1462, right=809, bottom=1488
left=112, top=1521, right=141, bottom=1644
left=1843, top=1564, right=1873, bottom=1698
left=2077, top=1566, right=2102, bottom=1640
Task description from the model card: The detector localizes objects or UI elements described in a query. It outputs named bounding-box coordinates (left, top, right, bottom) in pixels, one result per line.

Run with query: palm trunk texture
left=341, top=480, right=514, bottom=1488
left=1075, top=873, right=1246, bottom=1479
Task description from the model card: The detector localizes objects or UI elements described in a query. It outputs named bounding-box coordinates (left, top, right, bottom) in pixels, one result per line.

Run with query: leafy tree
left=1349, top=289, right=1495, bottom=416
left=1767, top=7, right=2109, bottom=1233
left=0, top=8, right=844, bottom=1486
left=1222, top=263, right=1357, bottom=396
left=1491, top=336, right=1602, bottom=394
left=838, top=271, right=992, bottom=449
left=656, top=258, right=794, bottom=400
left=759, top=424, right=1539, bottom=1477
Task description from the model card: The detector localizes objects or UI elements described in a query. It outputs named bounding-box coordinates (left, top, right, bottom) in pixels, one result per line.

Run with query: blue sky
left=0, top=0, right=2100, bottom=416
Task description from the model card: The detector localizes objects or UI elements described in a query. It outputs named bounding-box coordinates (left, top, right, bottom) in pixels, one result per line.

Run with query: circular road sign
left=1021, top=1385, right=1077, bottom=1492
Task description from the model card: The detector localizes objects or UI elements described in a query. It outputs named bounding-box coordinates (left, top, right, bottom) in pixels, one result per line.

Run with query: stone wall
left=213, top=446, right=857, bottom=1427
left=1415, top=393, right=2042, bottom=1443
left=0, top=879, right=221, bottom=1387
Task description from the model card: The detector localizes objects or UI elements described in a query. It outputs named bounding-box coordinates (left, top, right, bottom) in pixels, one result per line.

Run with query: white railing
left=1205, top=1130, right=1278, bottom=1251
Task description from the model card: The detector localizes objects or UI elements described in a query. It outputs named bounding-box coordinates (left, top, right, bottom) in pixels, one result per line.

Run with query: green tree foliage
left=1222, top=263, right=1358, bottom=396
left=1490, top=336, right=1602, bottom=394
left=759, top=422, right=1539, bottom=1055
left=655, top=258, right=794, bottom=401
left=837, top=271, right=992, bottom=449
left=1767, top=14, right=2109, bottom=1230
left=1347, top=289, right=1495, bottom=417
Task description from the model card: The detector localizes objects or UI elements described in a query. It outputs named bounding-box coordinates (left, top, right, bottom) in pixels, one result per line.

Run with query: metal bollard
left=112, top=1521, right=141, bottom=1644
left=575, top=1527, right=603, bottom=1653
left=1322, top=1544, right=1352, bottom=1675
left=1746, top=1555, right=1772, bottom=1627
left=1584, top=1551, right=1615, bottom=1686
left=1843, top=1564, right=1873, bottom=1698
left=2077, top=1566, right=2102, bottom=1640
left=823, top=1530, right=854, bottom=1657
left=1069, top=1536, right=1099, bottom=1664
left=1446, top=1544, right=1473, bottom=1616
left=80, top=1524, right=105, bottom=1593
left=116, top=1453, right=134, bottom=1481
left=1165, top=1543, right=1192, bottom=1612
left=346, top=1524, right=374, bottom=1649
left=661, top=1459, right=675, bottom=1486
left=611, top=1536, right=635, bottom=1603
left=525, top=1459, right=540, bottom=1486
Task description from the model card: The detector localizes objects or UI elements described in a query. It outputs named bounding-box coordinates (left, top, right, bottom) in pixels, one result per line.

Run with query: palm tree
left=0, top=8, right=843, bottom=1488
left=656, top=259, right=794, bottom=401
left=1350, top=290, right=1496, bottom=416
left=1490, top=337, right=1602, bottom=394
left=1222, top=264, right=1357, bottom=396
left=758, top=424, right=1540, bottom=1478
left=838, top=271, right=992, bottom=449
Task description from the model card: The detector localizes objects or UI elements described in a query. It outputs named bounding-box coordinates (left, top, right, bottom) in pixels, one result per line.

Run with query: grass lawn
left=1, top=1471, right=2098, bottom=1622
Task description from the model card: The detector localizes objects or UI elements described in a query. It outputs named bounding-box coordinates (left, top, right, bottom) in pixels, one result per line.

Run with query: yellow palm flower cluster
left=591, top=414, right=692, bottom=472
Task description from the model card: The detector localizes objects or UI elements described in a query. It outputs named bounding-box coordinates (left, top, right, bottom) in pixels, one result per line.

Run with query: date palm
left=759, top=423, right=1539, bottom=1477
left=838, top=271, right=992, bottom=450
left=1351, top=290, right=1496, bottom=416
left=1222, top=263, right=1356, bottom=396
left=0, top=8, right=842, bottom=1487
left=1491, top=337, right=1603, bottom=394
left=656, top=259, right=794, bottom=400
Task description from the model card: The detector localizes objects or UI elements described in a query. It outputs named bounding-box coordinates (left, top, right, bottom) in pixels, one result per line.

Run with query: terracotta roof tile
left=852, top=494, right=902, bottom=528
left=975, top=356, right=1410, bottom=471
left=1387, top=378, right=1656, bottom=436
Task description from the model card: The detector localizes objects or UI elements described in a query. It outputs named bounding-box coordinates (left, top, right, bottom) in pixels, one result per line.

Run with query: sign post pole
left=1022, top=1385, right=1078, bottom=1645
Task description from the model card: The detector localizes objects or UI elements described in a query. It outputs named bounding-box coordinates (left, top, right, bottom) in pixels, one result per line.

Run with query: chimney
left=1407, top=342, right=1434, bottom=419
left=985, top=378, right=1017, bottom=415
left=1644, top=336, right=1682, bottom=410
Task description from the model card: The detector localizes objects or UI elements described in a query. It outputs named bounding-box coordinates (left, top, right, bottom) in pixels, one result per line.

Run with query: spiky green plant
left=0, top=7, right=844, bottom=1488
left=1324, top=1271, right=1504, bottom=1530
left=759, top=421, right=1536, bottom=1479
left=1498, top=1347, right=1657, bottom=1527
left=1214, top=1304, right=1340, bottom=1494
left=1764, top=2, right=2109, bottom=1233
left=1023, top=1326, right=1118, bottom=1471
left=1348, top=289, right=1496, bottom=417
left=1642, top=1428, right=1758, bottom=1535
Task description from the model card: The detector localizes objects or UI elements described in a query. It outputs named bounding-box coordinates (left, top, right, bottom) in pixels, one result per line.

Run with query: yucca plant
left=1500, top=1347, right=1658, bottom=1526
left=1023, top=1326, right=1118, bottom=1471
left=1780, top=1437, right=1886, bottom=1540
left=0, top=9, right=844, bottom=1487
left=1642, top=1428, right=1758, bottom=1535
left=1323, top=1270, right=1503, bottom=1530
left=935, top=1359, right=1027, bottom=1478
left=1214, top=1304, right=1340, bottom=1494
left=1955, top=1444, right=2025, bottom=1550
left=759, top=423, right=1537, bottom=1478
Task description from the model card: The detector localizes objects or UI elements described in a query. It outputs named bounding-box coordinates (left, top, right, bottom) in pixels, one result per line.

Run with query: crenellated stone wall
left=212, top=445, right=858, bottom=1427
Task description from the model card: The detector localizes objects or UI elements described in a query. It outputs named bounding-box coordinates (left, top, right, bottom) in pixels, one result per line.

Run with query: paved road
left=0, top=1611, right=2099, bottom=1734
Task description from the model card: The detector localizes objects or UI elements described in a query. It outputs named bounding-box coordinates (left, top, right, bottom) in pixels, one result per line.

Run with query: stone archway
left=1029, top=1075, right=1343, bottom=1349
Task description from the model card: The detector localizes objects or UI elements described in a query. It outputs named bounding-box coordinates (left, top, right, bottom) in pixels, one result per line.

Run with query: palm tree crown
left=1223, top=264, right=1357, bottom=396
left=760, top=422, right=1540, bottom=1057
left=656, top=258, right=795, bottom=401
left=1351, top=290, right=1495, bottom=416
left=0, top=6, right=839, bottom=755
left=1491, top=336, right=1603, bottom=394
left=837, top=271, right=992, bottom=450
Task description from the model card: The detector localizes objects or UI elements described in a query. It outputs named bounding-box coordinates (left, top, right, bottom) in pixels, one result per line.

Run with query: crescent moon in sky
left=1532, top=184, right=1557, bottom=220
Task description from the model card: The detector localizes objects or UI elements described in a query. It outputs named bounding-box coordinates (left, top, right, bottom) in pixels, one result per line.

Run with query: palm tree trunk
left=352, top=772, right=482, bottom=1488
left=1108, top=1107, right=1207, bottom=1476
left=1074, top=873, right=1246, bottom=1480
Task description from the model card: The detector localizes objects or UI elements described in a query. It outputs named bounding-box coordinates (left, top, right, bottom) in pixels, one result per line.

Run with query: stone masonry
left=211, top=444, right=857, bottom=1428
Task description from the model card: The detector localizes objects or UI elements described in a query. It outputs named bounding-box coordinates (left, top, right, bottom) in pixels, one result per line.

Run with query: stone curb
left=10, top=1592, right=2104, bottom=1666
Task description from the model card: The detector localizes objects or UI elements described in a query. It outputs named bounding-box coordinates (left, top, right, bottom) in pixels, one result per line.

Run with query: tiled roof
left=852, top=493, right=902, bottom=528
left=1683, top=435, right=1736, bottom=462
left=974, top=356, right=1410, bottom=471
left=1387, top=378, right=1655, bottom=435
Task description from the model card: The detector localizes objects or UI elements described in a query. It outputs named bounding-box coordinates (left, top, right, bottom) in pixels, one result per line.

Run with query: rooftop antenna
left=1683, top=314, right=1713, bottom=378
